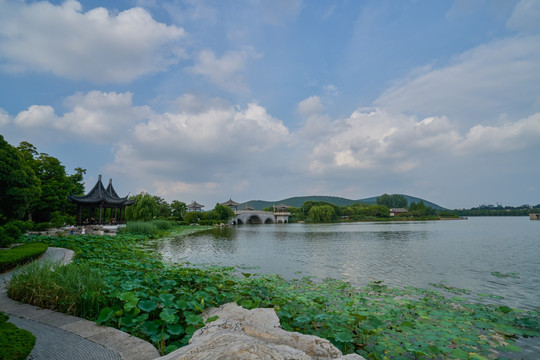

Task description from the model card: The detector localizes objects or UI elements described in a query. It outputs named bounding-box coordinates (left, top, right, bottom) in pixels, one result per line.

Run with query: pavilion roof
left=68, top=175, right=134, bottom=206
left=188, top=201, right=205, bottom=209
left=274, top=204, right=289, bottom=209
left=221, top=199, right=241, bottom=207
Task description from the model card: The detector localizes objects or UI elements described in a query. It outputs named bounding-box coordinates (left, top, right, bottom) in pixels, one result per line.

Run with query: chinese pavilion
left=68, top=175, right=134, bottom=225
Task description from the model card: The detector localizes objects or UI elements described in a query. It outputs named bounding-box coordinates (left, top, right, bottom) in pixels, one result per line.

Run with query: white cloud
left=187, top=48, right=259, bottom=93
left=375, top=35, right=540, bottom=123
left=304, top=107, right=540, bottom=176
left=507, top=0, right=540, bottom=32
left=12, top=91, right=151, bottom=143
left=0, top=0, right=185, bottom=82
left=298, top=96, right=324, bottom=117
left=0, top=108, right=11, bottom=127
left=130, top=101, right=289, bottom=154
left=457, top=113, right=540, bottom=154
left=153, top=180, right=219, bottom=201
left=14, top=105, right=57, bottom=128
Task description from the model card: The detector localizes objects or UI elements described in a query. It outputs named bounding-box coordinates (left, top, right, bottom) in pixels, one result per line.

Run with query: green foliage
left=0, top=311, right=36, bottom=360
left=171, top=201, right=187, bottom=220
left=183, top=212, right=201, bottom=224
left=0, top=223, right=21, bottom=248
left=153, top=196, right=172, bottom=219
left=308, top=205, right=337, bottom=222
left=376, top=193, right=408, bottom=208
left=8, top=260, right=108, bottom=319
left=50, top=211, right=76, bottom=228
left=241, top=195, right=447, bottom=211
left=151, top=219, right=175, bottom=231
left=119, top=221, right=160, bottom=236
left=212, top=203, right=235, bottom=222
left=0, top=242, right=48, bottom=272
left=10, top=233, right=539, bottom=358
left=126, top=192, right=160, bottom=221
left=0, top=136, right=41, bottom=221
left=33, top=222, right=52, bottom=232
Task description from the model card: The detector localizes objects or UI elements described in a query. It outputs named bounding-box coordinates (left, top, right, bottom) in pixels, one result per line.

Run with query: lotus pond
left=8, top=228, right=540, bottom=359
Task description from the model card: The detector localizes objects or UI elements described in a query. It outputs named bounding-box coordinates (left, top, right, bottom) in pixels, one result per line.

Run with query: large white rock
left=157, top=302, right=365, bottom=360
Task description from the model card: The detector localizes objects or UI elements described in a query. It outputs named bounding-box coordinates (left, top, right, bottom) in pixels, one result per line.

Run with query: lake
left=155, top=216, right=540, bottom=358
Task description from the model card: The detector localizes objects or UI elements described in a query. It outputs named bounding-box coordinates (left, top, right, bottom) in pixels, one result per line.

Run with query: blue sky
left=1, top=0, right=540, bottom=209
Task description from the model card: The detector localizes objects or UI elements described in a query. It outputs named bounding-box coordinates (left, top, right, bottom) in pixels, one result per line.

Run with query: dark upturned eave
left=69, top=176, right=133, bottom=206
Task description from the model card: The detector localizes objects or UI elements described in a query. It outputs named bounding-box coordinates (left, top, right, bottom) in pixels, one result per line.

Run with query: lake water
left=155, top=216, right=540, bottom=357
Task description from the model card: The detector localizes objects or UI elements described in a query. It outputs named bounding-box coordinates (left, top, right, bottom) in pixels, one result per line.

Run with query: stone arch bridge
left=233, top=210, right=290, bottom=225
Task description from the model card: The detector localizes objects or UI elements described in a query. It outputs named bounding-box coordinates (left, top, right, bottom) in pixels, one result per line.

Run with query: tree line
left=0, top=136, right=234, bottom=246
left=265, top=194, right=447, bottom=223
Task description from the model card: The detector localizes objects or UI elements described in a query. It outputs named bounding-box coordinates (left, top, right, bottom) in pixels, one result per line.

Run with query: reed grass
left=7, top=260, right=108, bottom=319
left=119, top=221, right=159, bottom=235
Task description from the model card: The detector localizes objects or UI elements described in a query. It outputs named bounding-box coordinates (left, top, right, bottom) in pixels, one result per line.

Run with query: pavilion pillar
left=99, top=205, right=103, bottom=224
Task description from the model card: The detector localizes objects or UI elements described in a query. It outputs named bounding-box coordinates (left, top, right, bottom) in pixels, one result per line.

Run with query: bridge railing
left=235, top=210, right=274, bottom=215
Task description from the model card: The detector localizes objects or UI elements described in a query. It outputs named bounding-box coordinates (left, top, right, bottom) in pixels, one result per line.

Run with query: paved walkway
left=0, top=247, right=160, bottom=360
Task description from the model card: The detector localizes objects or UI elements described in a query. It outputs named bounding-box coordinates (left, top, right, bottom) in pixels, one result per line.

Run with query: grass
left=0, top=243, right=49, bottom=273
left=7, top=260, right=108, bottom=319
left=0, top=311, right=36, bottom=360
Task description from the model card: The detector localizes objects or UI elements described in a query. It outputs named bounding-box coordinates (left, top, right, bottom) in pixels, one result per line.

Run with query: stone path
left=0, top=247, right=160, bottom=360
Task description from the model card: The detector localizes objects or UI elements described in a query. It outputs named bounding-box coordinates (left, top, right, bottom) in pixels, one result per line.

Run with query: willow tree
left=126, top=192, right=159, bottom=221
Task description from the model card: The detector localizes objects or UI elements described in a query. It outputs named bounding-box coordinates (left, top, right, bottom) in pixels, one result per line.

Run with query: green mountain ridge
left=239, top=195, right=447, bottom=211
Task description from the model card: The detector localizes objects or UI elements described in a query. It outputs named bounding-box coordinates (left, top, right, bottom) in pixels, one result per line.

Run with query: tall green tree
left=308, top=205, right=337, bottom=222
left=153, top=196, right=172, bottom=218
left=376, top=194, right=408, bottom=209
left=212, top=203, right=235, bottom=222
left=171, top=200, right=187, bottom=220
left=30, top=153, right=73, bottom=223
left=17, top=142, right=85, bottom=223
left=126, top=192, right=159, bottom=221
left=0, top=136, right=41, bottom=222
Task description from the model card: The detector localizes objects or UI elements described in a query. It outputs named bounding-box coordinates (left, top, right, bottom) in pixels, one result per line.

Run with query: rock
left=157, top=302, right=365, bottom=360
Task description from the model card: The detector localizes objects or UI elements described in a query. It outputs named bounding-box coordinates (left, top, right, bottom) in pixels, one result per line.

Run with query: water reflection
left=156, top=218, right=540, bottom=310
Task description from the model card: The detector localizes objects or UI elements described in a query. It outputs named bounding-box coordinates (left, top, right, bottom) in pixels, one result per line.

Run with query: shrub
left=151, top=219, right=174, bottom=231
left=0, top=311, right=36, bottom=360
left=0, top=242, right=49, bottom=272
left=4, top=224, right=22, bottom=242
left=0, top=227, right=14, bottom=248
left=34, top=222, right=52, bottom=232
left=5, top=220, right=34, bottom=233
left=50, top=211, right=76, bottom=228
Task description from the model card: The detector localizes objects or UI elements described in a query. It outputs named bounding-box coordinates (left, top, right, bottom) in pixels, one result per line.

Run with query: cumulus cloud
left=106, top=97, right=291, bottom=188
left=303, top=107, right=540, bottom=176
left=0, top=0, right=185, bottom=82
left=12, top=91, right=151, bottom=143
left=375, top=35, right=540, bottom=123
left=457, top=113, right=540, bottom=154
left=187, top=48, right=259, bottom=93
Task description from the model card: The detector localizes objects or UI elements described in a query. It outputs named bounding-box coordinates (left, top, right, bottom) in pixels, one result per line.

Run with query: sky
left=1, top=0, right=540, bottom=210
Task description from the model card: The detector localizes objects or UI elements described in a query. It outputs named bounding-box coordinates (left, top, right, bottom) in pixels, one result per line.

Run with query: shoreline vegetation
left=5, top=225, right=540, bottom=359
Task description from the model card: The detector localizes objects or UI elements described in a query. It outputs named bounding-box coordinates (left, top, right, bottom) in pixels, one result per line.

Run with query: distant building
left=389, top=208, right=408, bottom=217
left=221, top=199, right=241, bottom=212
left=187, top=201, right=205, bottom=212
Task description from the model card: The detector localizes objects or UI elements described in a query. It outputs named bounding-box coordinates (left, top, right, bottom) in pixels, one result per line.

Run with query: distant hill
left=239, top=195, right=447, bottom=211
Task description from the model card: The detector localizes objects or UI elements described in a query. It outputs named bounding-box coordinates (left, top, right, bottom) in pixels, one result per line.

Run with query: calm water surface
left=155, top=217, right=540, bottom=358
left=158, top=217, right=539, bottom=309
